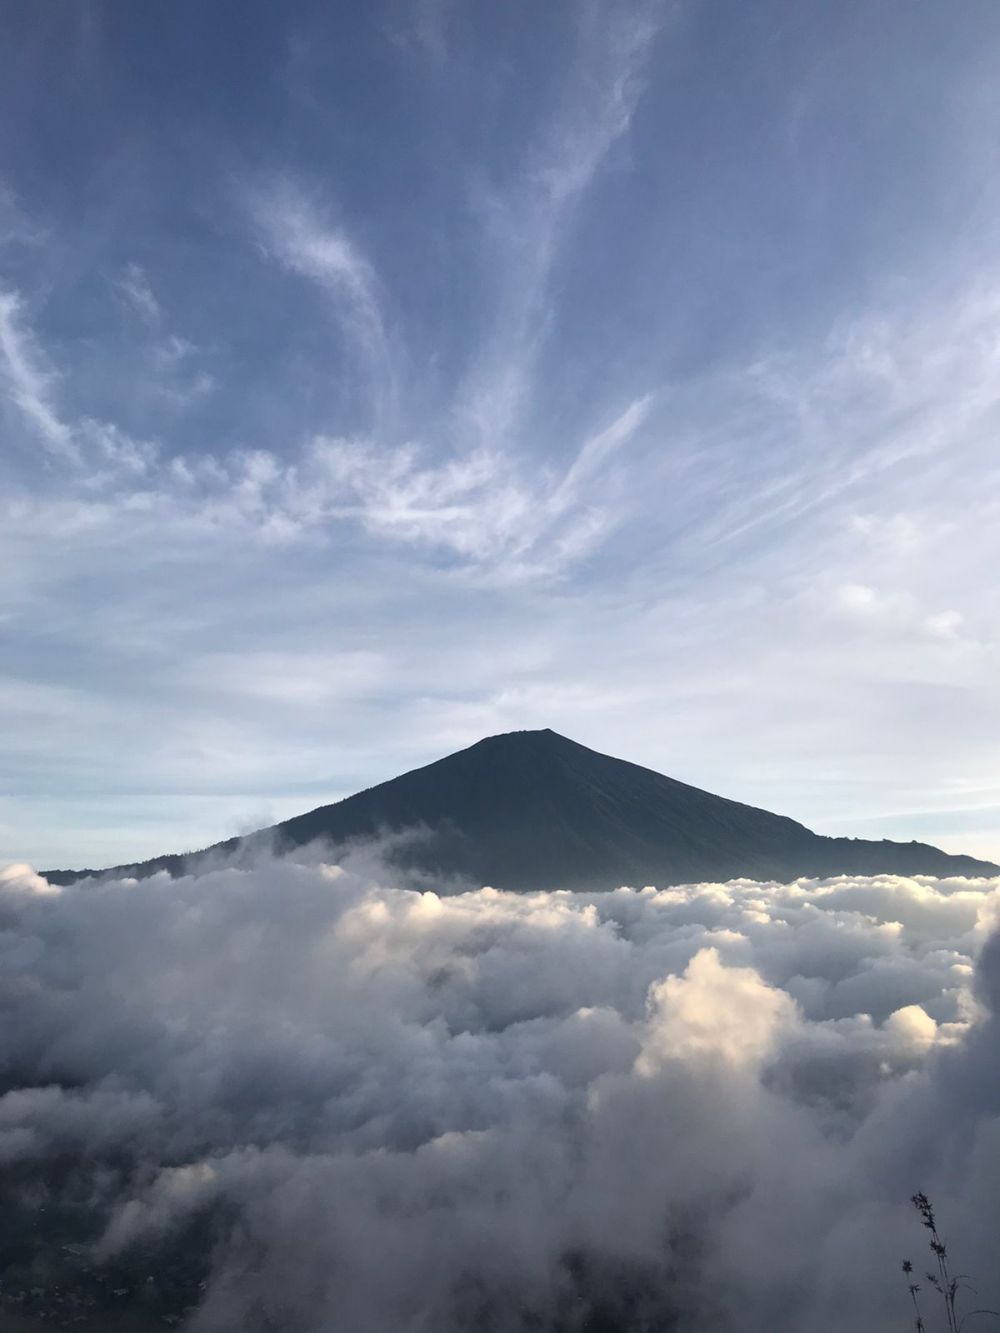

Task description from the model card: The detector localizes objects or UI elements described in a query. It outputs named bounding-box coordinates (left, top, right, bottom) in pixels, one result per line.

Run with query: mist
left=2, top=854, right=1000, bottom=1331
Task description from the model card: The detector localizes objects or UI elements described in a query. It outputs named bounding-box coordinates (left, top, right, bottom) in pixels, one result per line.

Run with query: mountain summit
left=45, top=729, right=998, bottom=889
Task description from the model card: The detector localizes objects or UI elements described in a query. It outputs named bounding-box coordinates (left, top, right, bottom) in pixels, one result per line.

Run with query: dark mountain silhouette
left=44, top=729, right=998, bottom=889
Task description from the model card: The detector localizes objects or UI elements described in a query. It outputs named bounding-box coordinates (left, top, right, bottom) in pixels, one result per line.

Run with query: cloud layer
left=2, top=856, right=1000, bottom=1330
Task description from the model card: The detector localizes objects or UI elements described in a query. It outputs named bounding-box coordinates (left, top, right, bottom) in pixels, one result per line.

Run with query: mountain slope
left=44, top=729, right=999, bottom=889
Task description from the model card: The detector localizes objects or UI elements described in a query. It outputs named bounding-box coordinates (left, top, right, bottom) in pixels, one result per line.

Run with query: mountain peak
left=43, top=730, right=999, bottom=889
left=473, top=727, right=564, bottom=744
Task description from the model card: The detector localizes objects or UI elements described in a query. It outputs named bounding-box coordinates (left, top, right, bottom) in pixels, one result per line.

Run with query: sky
left=1, top=0, right=999, bottom=869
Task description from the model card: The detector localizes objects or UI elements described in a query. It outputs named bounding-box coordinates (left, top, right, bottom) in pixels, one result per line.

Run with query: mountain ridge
left=43, top=728, right=999, bottom=888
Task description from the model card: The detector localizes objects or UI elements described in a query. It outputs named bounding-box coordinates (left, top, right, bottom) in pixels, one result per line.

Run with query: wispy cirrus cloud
left=0, top=287, right=77, bottom=460
left=0, top=283, right=166, bottom=477
left=236, top=4, right=663, bottom=575
left=0, top=380, right=646, bottom=600
left=249, top=180, right=396, bottom=420
left=0, top=260, right=650, bottom=582
left=462, top=1, right=665, bottom=449
left=290, top=393, right=653, bottom=580
left=0, top=180, right=47, bottom=249
left=114, top=262, right=161, bottom=325
left=382, top=0, right=452, bottom=65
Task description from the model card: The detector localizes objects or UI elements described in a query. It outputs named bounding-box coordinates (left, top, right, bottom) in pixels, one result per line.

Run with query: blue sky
left=1, top=0, right=999, bottom=868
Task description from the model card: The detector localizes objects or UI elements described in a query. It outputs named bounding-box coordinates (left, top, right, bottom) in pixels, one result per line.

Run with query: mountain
left=43, top=728, right=999, bottom=889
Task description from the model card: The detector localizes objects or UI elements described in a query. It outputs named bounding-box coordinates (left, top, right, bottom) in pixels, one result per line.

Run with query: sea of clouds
left=2, top=854, right=1000, bottom=1331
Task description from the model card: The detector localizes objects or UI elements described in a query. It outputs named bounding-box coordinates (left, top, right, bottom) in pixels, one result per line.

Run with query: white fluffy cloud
left=1, top=856, right=999, bottom=1330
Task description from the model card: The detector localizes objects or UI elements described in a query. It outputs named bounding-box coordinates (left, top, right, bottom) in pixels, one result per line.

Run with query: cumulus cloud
left=1, top=856, right=999, bottom=1330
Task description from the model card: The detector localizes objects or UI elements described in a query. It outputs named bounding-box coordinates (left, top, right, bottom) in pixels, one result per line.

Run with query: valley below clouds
left=2, top=856, right=1000, bottom=1331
